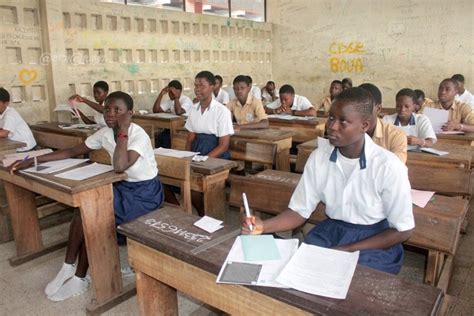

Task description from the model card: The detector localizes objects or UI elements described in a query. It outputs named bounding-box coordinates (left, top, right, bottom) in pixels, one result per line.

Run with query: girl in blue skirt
left=10, top=91, right=163, bottom=300
left=242, top=88, right=415, bottom=275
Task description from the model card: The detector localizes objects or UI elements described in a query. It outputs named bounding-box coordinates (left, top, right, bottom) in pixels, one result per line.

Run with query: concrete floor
left=1, top=203, right=473, bottom=315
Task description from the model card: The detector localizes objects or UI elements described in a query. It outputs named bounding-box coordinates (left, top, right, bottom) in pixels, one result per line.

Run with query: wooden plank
left=436, top=132, right=474, bottom=147
left=9, top=238, right=68, bottom=266
left=233, top=128, right=296, bottom=141
left=86, top=283, right=137, bottom=316
left=0, top=138, right=26, bottom=154
left=136, top=270, right=178, bottom=316
left=190, top=158, right=237, bottom=175
left=78, top=185, right=123, bottom=304
left=32, top=130, right=84, bottom=149
left=408, top=165, right=471, bottom=196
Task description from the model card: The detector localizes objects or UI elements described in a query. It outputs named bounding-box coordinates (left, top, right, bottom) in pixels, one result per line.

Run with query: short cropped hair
left=246, top=76, right=253, bottom=84
left=168, top=80, right=183, bottom=91
left=342, top=78, right=353, bottom=87
left=396, top=88, right=417, bottom=102
left=214, top=75, right=223, bottom=83
left=333, top=87, right=374, bottom=117
left=106, top=91, right=133, bottom=110
left=279, top=84, right=295, bottom=95
left=414, top=89, right=425, bottom=100
left=331, top=80, right=343, bottom=86
left=359, top=83, right=382, bottom=105
left=0, top=88, right=10, bottom=102
left=196, top=71, right=216, bottom=85
left=266, top=81, right=275, bottom=86
left=233, top=75, right=251, bottom=85
left=451, top=74, right=465, bottom=83
left=93, top=81, right=109, bottom=92
left=441, top=78, right=459, bottom=88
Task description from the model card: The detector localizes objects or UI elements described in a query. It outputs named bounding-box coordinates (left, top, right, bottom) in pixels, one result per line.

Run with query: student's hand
left=233, top=124, right=241, bottom=132
left=442, top=121, right=461, bottom=131
left=117, top=111, right=133, bottom=133
left=9, top=158, right=34, bottom=175
left=240, top=207, right=264, bottom=235
left=160, top=87, right=169, bottom=96
left=169, top=87, right=181, bottom=99
left=332, top=244, right=353, bottom=252
left=407, top=136, right=422, bottom=146
left=69, top=94, right=84, bottom=103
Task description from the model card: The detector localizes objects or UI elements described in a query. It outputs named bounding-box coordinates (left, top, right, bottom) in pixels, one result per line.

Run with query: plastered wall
left=0, top=0, right=272, bottom=122
left=267, top=0, right=474, bottom=107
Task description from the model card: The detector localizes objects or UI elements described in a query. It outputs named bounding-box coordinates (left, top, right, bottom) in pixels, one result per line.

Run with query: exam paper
left=420, top=147, right=449, bottom=156
left=147, top=113, right=180, bottom=118
left=154, top=147, right=199, bottom=158
left=216, top=236, right=298, bottom=288
left=54, top=163, right=113, bottom=181
left=193, top=216, right=223, bottom=233
left=423, top=107, right=449, bottom=132
left=53, top=103, right=77, bottom=116
left=276, top=243, right=359, bottom=299
left=411, top=189, right=435, bottom=208
left=23, top=158, right=89, bottom=174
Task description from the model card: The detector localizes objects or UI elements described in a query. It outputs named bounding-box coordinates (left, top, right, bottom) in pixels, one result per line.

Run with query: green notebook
left=240, top=235, right=281, bottom=261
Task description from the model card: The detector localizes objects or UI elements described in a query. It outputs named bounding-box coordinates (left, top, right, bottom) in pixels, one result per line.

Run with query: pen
left=242, top=193, right=254, bottom=231
left=34, top=156, right=38, bottom=171
left=22, top=155, right=30, bottom=161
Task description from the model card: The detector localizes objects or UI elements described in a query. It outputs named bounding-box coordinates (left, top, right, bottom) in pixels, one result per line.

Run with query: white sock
left=44, top=263, right=76, bottom=297
left=48, top=276, right=89, bottom=302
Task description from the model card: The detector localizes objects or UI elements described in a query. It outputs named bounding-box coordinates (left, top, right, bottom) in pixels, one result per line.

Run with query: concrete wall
left=267, top=0, right=474, bottom=107
left=0, top=0, right=272, bottom=122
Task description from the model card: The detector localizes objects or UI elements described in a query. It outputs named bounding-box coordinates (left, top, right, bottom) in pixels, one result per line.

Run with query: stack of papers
left=411, top=189, right=435, bottom=208
left=23, top=158, right=89, bottom=174
left=54, top=163, right=113, bottom=181
left=1, top=149, right=53, bottom=167
left=194, top=216, right=224, bottom=233
left=420, top=147, right=449, bottom=156
left=154, top=147, right=199, bottom=158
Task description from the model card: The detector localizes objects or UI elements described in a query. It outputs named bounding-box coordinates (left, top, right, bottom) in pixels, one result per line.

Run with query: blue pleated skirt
left=304, top=218, right=404, bottom=274
left=191, top=133, right=230, bottom=159
left=113, top=176, right=164, bottom=244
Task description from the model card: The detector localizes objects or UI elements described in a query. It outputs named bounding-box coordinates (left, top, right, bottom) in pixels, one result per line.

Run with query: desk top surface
left=233, top=128, right=296, bottom=141
left=133, top=113, right=185, bottom=122
left=119, top=206, right=443, bottom=315
left=190, top=157, right=237, bottom=175
left=0, top=162, right=126, bottom=195
left=436, top=132, right=474, bottom=141
left=30, top=122, right=98, bottom=137
left=0, top=138, right=26, bottom=153
left=267, top=116, right=320, bottom=126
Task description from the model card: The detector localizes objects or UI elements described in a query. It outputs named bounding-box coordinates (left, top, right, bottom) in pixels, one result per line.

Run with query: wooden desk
left=0, top=139, right=27, bottom=157
left=30, top=122, right=97, bottom=149
left=0, top=165, right=129, bottom=313
left=118, top=206, right=443, bottom=315
left=436, top=132, right=474, bottom=146
left=231, top=129, right=295, bottom=171
left=229, top=169, right=469, bottom=291
left=267, top=116, right=325, bottom=143
left=132, top=113, right=185, bottom=145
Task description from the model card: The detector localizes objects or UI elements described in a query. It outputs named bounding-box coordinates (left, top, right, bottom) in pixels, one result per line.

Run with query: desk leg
left=78, top=185, right=122, bottom=304
left=137, top=271, right=178, bottom=316
left=4, top=182, right=42, bottom=255
left=201, top=172, right=229, bottom=221
left=275, top=149, right=290, bottom=171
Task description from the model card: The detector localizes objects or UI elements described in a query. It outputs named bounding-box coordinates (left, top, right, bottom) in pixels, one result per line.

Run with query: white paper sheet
left=276, top=243, right=359, bottom=299
left=267, top=114, right=311, bottom=121
left=193, top=216, right=223, bottom=233
left=147, top=113, right=180, bottom=118
left=423, top=107, right=449, bottom=132
left=217, top=236, right=299, bottom=288
left=439, top=131, right=465, bottom=135
left=54, top=163, right=113, bottom=181
left=53, top=103, right=77, bottom=115
left=411, top=189, right=435, bottom=208
left=420, top=147, right=449, bottom=156
left=23, top=158, right=89, bottom=174
left=154, top=147, right=199, bottom=158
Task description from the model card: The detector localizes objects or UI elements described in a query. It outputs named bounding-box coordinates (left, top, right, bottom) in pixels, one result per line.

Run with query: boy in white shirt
left=383, top=88, right=436, bottom=150
left=0, top=88, right=36, bottom=151
left=264, top=84, right=316, bottom=116
left=452, top=74, right=474, bottom=109
left=261, top=81, right=279, bottom=105
left=243, top=87, right=415, bottom=275
left=69, top=81, right=108, bottom=126
left=212, top=75, right=230, bottom=105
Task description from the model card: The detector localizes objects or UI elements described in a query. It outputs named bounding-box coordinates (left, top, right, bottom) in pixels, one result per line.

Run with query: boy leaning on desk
left=242, top=87, right=415, bottom=275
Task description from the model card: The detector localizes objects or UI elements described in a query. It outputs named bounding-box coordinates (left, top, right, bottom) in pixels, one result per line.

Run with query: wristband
left=117, top=132, right=128, bottom=140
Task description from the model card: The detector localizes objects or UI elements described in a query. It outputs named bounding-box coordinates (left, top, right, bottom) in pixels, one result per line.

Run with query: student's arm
left=70, top=94, right=104, bottom=113
left=333, top=228, right=413, bottom=252
left=407, top=136, right=435, bottom=147
left=0, top=129, right=9, bottom=138
left=9, top=143, right=92, bottom=174
left=113, top=111, right=140, bottom=173
left=207, top=135, right=230, bottom=158
left=264, top=100, right=279, bottom=114
left=442, top=122, right=474, bottom=132
left=237, top=119, right=269, bottom=130
left=293, top=107, right=316, bottom=117
left=77, top=109, right=96, bottom=125
left=169, top=88, right=186, bottom=115
left=241, top=208, right=307, bottom=235
left=185, top=132, right=196, bottom=151
left=152, top=87, right=168, bottom=113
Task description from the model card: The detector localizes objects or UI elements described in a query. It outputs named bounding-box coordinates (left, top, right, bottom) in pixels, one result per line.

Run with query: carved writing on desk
left=145, top=218, right=211, bottom=243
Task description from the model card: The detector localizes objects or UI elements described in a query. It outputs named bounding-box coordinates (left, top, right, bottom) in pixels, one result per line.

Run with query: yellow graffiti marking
left=19, top=68, right=38, bottom=85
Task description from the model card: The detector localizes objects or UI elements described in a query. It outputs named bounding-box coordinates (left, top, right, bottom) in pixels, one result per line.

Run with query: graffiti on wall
left=328, top=41, right=365, bottom=73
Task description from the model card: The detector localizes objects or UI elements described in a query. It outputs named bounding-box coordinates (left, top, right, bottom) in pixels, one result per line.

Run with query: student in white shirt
left=185, top=71, right=234, bottom=215
left=152, top=80, right=193, bottom=147
left=242, top=87, right=414, bottom=275
left=452, top=74, right=474, bottom=109
left=0, top=88, right=36, bottom=151
left=10, top=91, right=163, bottom=301
left=383, top=88, right=436, bottom=150
left=261, top=81, right=279, bottom=105
left=265, top=84, right=316, bottom=116
left=69, top=81, right=108, bottom=126
left=212, top=75, right=230, bottom=105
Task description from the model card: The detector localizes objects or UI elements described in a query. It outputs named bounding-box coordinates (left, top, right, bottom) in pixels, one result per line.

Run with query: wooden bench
left=229, top=169, right=468, bottom=291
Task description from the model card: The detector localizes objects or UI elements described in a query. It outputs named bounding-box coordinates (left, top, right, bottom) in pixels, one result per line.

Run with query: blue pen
left=23, top=155, right=30, bottom=161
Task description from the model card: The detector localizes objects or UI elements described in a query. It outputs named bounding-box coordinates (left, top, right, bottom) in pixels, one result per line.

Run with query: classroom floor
left=1, top=202, right=474, bottom=315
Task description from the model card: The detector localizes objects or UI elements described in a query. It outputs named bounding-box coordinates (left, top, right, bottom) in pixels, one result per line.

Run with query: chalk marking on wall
left=328, top=41, right=365, bottom=73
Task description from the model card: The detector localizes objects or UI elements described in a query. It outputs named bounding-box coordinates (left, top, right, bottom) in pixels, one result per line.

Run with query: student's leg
left=191, top=191, right=205, bottom=217
left=163, top=184, right=180, bottom=205
left=64, top=212, right=85, bottom=264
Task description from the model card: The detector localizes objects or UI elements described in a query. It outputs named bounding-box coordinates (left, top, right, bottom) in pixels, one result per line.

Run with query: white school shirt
left=213, top=89, right=230, bottom=105
left=266, top=94, right=314, bottom=111
left=85, top=123, right=158, bottom=182
left=0, top=107, right=36, bottom=151
left=159, top=95, right=193, bottom=114
left=289, top=134, right=415, bottom=232
left=383, top=113, right=437, bottom=150
left=184, top=99, right=234, bottom=137
left=261, top=88, right=279, bottom=105
left=250, top=85, right=262, bottom=100
left=93, top=111, right=106, bottom=126
left=455, top=89, right=474, bottom=109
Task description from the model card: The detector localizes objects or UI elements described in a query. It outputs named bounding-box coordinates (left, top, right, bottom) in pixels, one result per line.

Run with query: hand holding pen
left=240, top=193, right=264, bottom=235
